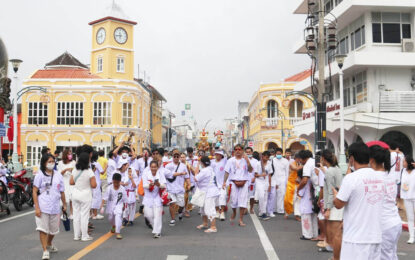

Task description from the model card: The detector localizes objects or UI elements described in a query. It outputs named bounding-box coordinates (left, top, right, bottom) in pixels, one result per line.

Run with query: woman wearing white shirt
left=142, top=160, right=167, bottom=238
left=70, top=152, right=97, bottom=241
left=57, top=148, right=75, bottom=218
left=401, top=155, right=415, bottom=244
left=194, top=156, right=220, bottom=233
left=369, top=145, right=402, bottom=259
left=33, top=154, right=66, bottom=260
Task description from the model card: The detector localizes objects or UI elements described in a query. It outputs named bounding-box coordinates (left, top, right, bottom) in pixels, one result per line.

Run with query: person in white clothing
left=223, top=144, right=253, bottom=226
left=256, top=151, right=271, bottom=220
left=106, top=151, right=117, bottom=187
left=297, top=150, right=318, bottom=240
left=100, top=173, right=127, bottom=240
left=401, top=155, right=415, bottom=244
left=136, top=148, right=153, bottom=214
left=142, top=160, right=167, bottom=238
left=368, top=145, right=402, bottom=260
left=91, top=151, right=104, bottom=220
left=333, top=142, right=385, bottom=260
left=164, top=151, right=189, bottom=226
left=57, top=148, right=75, bottom=219
left=194, top=156, right=220, bottom=233
left=70, top=152, right=97, bottom=242
left=33, top=154, right=67, bottom=260
left=121, top=167, right=139, bottom=226
left=245, top=147, right=259, bottom=214
left=211, top=150, right=228, bottom=221
left=267, top=148, right=289, bottom=217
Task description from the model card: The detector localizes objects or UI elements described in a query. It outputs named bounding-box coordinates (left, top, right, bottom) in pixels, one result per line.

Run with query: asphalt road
left=0, top=204, right=414, bottom=260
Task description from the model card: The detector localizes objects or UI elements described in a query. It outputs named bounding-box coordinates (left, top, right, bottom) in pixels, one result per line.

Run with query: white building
left=293, top=0, right=415, bottom=156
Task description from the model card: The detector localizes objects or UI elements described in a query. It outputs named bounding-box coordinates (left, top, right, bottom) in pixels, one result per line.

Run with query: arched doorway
left=289, top=142, right=305, bottom=153
left=266, top=142, right=278, bottom=151
left=381, top=131, right=413, bottom=157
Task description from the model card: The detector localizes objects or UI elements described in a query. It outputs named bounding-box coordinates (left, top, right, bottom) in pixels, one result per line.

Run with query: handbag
left=190, top=188, right=206, bottom=207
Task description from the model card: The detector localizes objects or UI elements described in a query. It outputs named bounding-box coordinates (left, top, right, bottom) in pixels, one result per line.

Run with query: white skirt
left=202, top=196, right=218, bottom=221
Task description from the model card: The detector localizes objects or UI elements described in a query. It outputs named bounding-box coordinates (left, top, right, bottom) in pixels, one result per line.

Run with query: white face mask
left=122, top=153, right=128, bottom=159
left=46, top=163, right=55, bottom=170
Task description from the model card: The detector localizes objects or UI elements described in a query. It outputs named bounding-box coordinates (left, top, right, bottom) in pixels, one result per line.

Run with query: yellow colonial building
left=20, top=8, right=162, bottom=166
left=248, top=70, right=314, bottom=153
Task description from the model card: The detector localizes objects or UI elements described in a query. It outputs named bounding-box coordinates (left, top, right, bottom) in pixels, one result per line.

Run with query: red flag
left=7, top=116, right=13, bottom=142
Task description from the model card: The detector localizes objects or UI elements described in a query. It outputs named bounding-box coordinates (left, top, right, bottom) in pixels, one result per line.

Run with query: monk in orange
left=284, top=154, right=302, bottom=220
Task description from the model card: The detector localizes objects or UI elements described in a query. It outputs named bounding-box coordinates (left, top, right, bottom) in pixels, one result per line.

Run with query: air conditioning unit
left=402, top=39, right=415, bottom=52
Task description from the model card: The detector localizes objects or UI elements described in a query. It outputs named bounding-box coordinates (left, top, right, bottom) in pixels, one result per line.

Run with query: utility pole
left=316, top=0, right=327, bottom=152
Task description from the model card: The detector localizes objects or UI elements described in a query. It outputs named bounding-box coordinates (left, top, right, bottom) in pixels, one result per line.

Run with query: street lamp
left=335, top=54, right=347, bottom=174
left=9, top=59, right=23, bottom=171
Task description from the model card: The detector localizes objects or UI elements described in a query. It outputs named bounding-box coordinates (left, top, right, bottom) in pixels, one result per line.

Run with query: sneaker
left=178, top=213, right=183, bottom=221
left=92, top=214, right=104, bottom=220
left=169, top=219, right=176, bottom=226
left=73, top=237, right=81, bottom=241
left=220, top=212, right=225, bottom=221
left=42, top=251, right=50, bottom=260
left=122, top=218, right=128, bottom=226
left=269, top=213, right=276, bottom=218
left=153, top=233, right=161, bottom=238
left=116, top=234, right=123, bottom=240
left=216, top=212, right=220, bottom=219
left=81, top=237, right=93, bottom=242
left=46, top=245, right=58, bottom=253
left=408, top=238, right=415, bottom=244
left=261, top=214, right=270, bottom=221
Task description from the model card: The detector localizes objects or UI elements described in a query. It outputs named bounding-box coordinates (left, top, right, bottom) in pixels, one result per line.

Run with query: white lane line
left=166, top=255, right=188, bottom=260
left=0, top=210, right=35, bottom=223
left=250, top=213, right=279, bottom=260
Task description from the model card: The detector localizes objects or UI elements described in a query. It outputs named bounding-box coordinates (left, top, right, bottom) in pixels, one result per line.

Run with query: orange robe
left=284, top=169, right=298, bottom=215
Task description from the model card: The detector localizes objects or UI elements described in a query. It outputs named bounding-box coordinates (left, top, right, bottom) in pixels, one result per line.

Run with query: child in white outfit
left=122, top=168, right=139, bottom=226
left=100, top=173, right=127, bottom=239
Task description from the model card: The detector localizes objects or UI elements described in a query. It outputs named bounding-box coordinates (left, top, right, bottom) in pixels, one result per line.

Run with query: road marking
left=0, top=210, right=35, bottom=223
left=166, top=255, right=189, bottom=260
left=68, top=212, right=141, bottom=260
left=250, top=213, right=279, bottom=260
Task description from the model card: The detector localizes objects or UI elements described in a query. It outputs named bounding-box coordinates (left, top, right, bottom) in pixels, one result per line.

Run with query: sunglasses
left=173, top=155, right=180, bottom=158
left=234, top=148, right=242, bottom=151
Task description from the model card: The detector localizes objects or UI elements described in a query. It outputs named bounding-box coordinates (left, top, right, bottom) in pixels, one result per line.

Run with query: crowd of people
left=31, top=141, right=415, bottom=260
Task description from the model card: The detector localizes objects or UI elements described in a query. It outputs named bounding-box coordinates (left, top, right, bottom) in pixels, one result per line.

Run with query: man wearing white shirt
left=245, top=147, right=259, bottom=214
left=267, top=148, right=289, bottom=217
left=333, top=142, right=385, bottom=260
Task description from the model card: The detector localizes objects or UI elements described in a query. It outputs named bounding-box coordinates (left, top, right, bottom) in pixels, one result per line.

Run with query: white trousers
left=404, top=199, right=415, bottom=240
left=255, top=183, right=268, bottom=215
left=72, top=199, right=91, bottom=240
left=123, top=203, right=136, bottom=221
left=340, top=242, right=380, bottom=260
left=216, top=188, right=227, bottom=207
left=230, top=183, right=249, bottom=209
left=275, top=184, right=286, bottom=214
left=381, top=224, right=401, bottom=260
left=108, top=213, right=122, bottom=233
left=293, top=196, right=301, bottom=216
left=144, top=206, right=163, bottom=234
left=301, top=213, right=318, bottom=239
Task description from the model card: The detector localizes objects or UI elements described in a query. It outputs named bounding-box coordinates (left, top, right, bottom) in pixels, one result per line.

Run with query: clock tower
left=89, top=6, right=137, bottom=80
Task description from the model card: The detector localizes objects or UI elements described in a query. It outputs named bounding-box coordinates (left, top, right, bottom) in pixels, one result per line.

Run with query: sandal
left=204, top=228, right=217, bottom=233
left=196, top=224, right=208, bottom=230
left=238, top=222, right=246, bottom=227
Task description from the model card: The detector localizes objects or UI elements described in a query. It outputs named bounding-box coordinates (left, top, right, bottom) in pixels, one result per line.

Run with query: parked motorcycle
left=0, top=179, right=10, bottom=215
left=8, top=169, right=34, bottom=211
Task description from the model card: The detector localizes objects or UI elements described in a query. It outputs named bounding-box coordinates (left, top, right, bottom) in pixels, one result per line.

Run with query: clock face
left=96, top=28, right=106, bottom=45
left=114, top=27, right=127, bottom=44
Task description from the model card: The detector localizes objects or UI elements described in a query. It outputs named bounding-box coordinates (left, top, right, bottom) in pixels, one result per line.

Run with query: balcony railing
left=289, top=117, right=302, bottom=125
left=380, top=91, right=415, bottom=112
left=261, top=118, right=278, bottom=129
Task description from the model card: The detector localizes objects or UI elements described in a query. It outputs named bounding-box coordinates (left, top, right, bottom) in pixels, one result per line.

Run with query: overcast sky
left=0, top=0, right=308, bottom=131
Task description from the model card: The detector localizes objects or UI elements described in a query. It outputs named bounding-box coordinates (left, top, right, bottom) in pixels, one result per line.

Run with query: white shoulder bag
left=191, top=169, right=214, bottom=207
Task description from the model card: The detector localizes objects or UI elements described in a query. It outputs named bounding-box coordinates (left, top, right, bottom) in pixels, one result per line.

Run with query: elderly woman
left=70, top=152, right=97, bottom=242
left=142, top=160, right=167, bottom=238
left=57, top=148, right=75, bottom=218
left=33, top=154, right=66, bottom=260
left=194, top=156, right=220, bottom=233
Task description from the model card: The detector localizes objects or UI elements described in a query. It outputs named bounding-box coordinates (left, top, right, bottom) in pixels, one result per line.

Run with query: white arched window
left=289, top=99, right=303, bottom=118
left=267, top=100, right=277, bottom=118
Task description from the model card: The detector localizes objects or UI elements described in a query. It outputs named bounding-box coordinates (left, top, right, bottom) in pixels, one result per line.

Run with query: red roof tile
left=88, top=16, right=137, bottom=26
left=284, top=69, right=311, bottom=82
left=31, top=69, right=100, bottom=79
